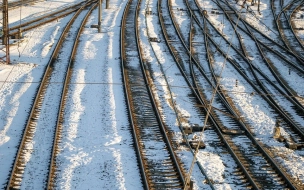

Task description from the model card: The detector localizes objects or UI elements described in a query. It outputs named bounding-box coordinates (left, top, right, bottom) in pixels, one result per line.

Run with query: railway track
left=5, top=2, right=97, bottom=189
left=211, top=0, right=304, bottom=139
left=2, top=0, right=304, bottom=189
left=215, top=0, right=304, bottom=105
left=194, top=0, right=303, bottom=186
left=160, top=0, right=304, bottom=188
left=0, top=0, right=43, bottom=10
left=273, top=0, right=304, bottom=58
left=211, top=0, right=304, bottom=129
left=120, top=0, right=185, bottom=188
left=8, top=0, right=90, bottom=38
left=218, top=0, right=304, bottom=67
left=159, top=0, right=275, bottom=188
left=197, top=0, right=304, bottom=118
left=220, top=0, right=304, bottom=68
left=141, top=0, right=217, bottom=188
left=290, top=0, right=304, bottom=43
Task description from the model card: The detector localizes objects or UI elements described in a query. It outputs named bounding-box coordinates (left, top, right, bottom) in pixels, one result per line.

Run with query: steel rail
left=169, top=0, right=300, bottom=188
left=46, top=3, right=98, bottom=189
left=136, top=0, right=185, bottom=187
left=205, top=32, right=301, bottom=189
left=211, top=0, right=304, bottom=139
left=5, top=1, right=97, bottom=189
left=121, top=0, right=185, bottom=188
left=211, top=0, right=304, bottom=126
left=287, top=0, right=304, bottom=49
left=159, top=0, right=262, bottom=188
left=215, top=0, right=304, bottom=74
left=143, top=0, right=216, bottom=188
left=274, top=0, right=304, bottom=58
left=120, top=0, right=149, bottom=188
left=220, top=0, right=304, bottom=65
left=203, top=18, right=299, bottom=190
left=0, top=0, right=44, bottom=10
left=185, top=1, right=295, bottom=189
left=135, top=0, right=185, bottom=187
left=221, top=0, right=304, bottom=65
left=185, top=0, right=304, bottom=141
left=9, top=1, right=89, bottom=37
left=210, top=0, right=304, bottom=112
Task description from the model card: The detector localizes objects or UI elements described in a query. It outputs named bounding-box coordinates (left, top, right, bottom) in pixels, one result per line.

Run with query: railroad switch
left=286, top=143, right=304, bottom=150
left=273, top=126, right=285, bottom=141
left=183, top=126, right=192, bottom=134
left=149, top=37, right=160, bottom=43
left=222, top=129, right=244, bottom=135
left=189, top=140, right=206, bottom=149
left=190, top=124, right=212, bottom=132
left=191, top=124, right=200, bottom=132
left=273, top=120, right=285, bottom=142
left=184, top=180, right=194, bottom=190
left=146, top=7, right=152, bottom=15
left=189, top=135, right=206, bottom=149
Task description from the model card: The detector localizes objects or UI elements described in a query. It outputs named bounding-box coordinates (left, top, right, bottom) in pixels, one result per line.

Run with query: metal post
left=106, top=0, right=109, bottom=9
left=258, top=0, right=260, bottom=14
left=2, top=0, right=10, bottom=64
left=98, top=0, right=102, bottom=33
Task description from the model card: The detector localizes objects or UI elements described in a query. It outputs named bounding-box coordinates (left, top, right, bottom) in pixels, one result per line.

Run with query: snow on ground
left=1, top=0, right=142, bottom=189
left=54, top=0, right=142, bottom=189
left=20, top=8, right=91, bottom=189
left=140, top=0, right=213, bottom=188
left=7, top=0, right=83, bottom=25
left=1, top=0, right=304, bottom=189
left=211, top=46, right=304, bottom=183
left=0, top=11, right=74, bottom=188
left=292, top=3, right=304, bottom=41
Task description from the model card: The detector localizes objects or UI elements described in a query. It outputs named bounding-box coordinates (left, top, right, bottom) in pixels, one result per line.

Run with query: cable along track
left=160, top=0, right=303, bottom=188
left=143, top=0, right=216, bottom=188
left=158, top=0, right=268, bottom=188
left=120, top=0, right=185, bottom=188
left=188, top=0, right=304, bottom=139
left=205, top=0, right=304, bottom=142
left=207, top=0, right=304, bottom=146
left=214, top=0, right=304, bottom=106
left=5, top=2, right=97, bottom=189
left=195, top=0, right=302, bottom=187
left=219, top=0, right=304, bottom=68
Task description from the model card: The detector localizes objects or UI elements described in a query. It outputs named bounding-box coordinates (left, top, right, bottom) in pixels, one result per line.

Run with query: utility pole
left=98, top=0, right=102, bottom=33
left=1, top=0, right=10, bottom=64
left=90, top=0, right=103, bottom=32
left=106, top=0, right=109, bottom=9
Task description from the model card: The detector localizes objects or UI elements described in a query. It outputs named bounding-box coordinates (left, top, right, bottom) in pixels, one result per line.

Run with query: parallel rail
left=159, top=0, right=257, bottom=188
left=163, top=0, right=302, bottom=188
left=121, top=0, right=185, bottom=188
left=273, top=0, right=304, bottom=59
left=198, top=0, right=304, bottom=188
left=0, top=0, right=43, bottom=10
left=8, top=1, right=89, bottom=38
left=47, top=3, right=97, bottom=189
left=5, top=1, right=97, bottom=189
